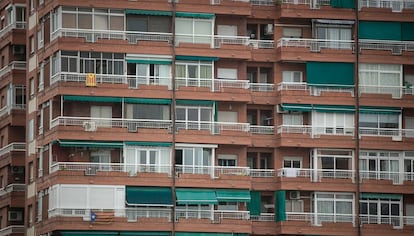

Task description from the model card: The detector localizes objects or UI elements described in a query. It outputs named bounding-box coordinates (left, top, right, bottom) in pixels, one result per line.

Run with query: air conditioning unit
left=83, top=121, right=97, bottom=132
left=289, top=191, right=300, bottom=200
left=265, top=24, right=274, bottom=35
left=8, top=211, right=23, bottom=221
left=392, top=135, right=402, bottom=141
left=11, top=166, right=24, bottom=174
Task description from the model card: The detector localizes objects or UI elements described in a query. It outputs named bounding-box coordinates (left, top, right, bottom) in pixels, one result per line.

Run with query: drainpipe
left=171, top=0, right=177, bottom=235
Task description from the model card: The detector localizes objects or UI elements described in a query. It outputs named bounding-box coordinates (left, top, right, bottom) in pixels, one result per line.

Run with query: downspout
left=171, top=0, right=177, bottom=235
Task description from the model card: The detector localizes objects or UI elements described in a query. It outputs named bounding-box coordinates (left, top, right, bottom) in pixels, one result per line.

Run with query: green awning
left=248, top=191, right=261, bottom=216
left=175, top=189, right=217, bottom=204
left=176, top=55, right=219, bottom=61
left=58, top=140, right=123, bottom=148
left=359, top=21, right=402, bottom=40
left=306, top=62, right=354, bottom=86
left=126, top=59, right=172, bottom=65
left=63, top=95, right=122, bottom=103
left=359, top=106, right=401, bottom=114
left=61, top=231, right=118, bottom=236
left=215, top=190, right=251, bottom=202
left=314, top=105, right=355, bottom=113
left=330, top=0, right=355, bottom=8
left=175, top=12, right=215, bottom=19
left=360, top=193, right=401, bottom=200
left=280, top=104, right=312, bottom=112
left=124, top=98, right=172, bottom=105
left=124, top=141, right=172, bottom=147
left=176, top=100, right=215, bottom=106
left=175, top=233, right=248, bottom=236
left=402, top=22, right=414, bottom=41
left=120, top=232, right=171, bottom=236
left=275, top=190, right=286, bottom=222
left=126, top=187, right=172, bottom=206
left=125, top=9, right=172, bottom=16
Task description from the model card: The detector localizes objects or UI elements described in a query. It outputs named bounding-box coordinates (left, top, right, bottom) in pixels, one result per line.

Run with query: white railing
left=250, top=169, right=275, bottom=177
left=286, top=212, right=354, bottom=225
left=0, top=142, right=26, bottom=157
left=50, top=72, right=128, bottom=85
left=175, top=165, right=212, bottom=175
left=0, top=225, right=25, bottom=236
left=360, top=215, right=403, bottom=228
left=175, top=209, right=249, bottom=221
left=214, top=210, right=250, bottom=221
left=0, top=61, right=26, bottom=78
left=0, top=184, right=25, bottom=197
left=175, top=34, right=214, bottom=47
left=359, top=85, right=403, bottom=98
left=0, top=21, right=26, bottom=38
left=214, top=35, right=250, bottom=48
left=175, top=165, right=274, bottom=178
left=50, top=116, right=172, bottom=130
left=359, top=39, right=414, bottom=55
left=51, top=28, right=172, bottom=43
left=278, top=82, right=354, bottom=96
left=359, top=170, right=414, bottom=184
left=278, top=168, right=354, bottom=181
left=250, top=83, right=275, bottom=92
left=251, top=213, right=275, bottom=221
left=125, top=208, right=172, bottom=222
left=277, top=125, right=354, bottom=136
left=359, top=127, right=401, bottom=137
left=249, top=40, right=275, bottom=49
left=0, top=104, right=26, bottom=118
left=214, top=79, right=250, bottom=90
left=175, top=78, right=213, bottom=89
left=280, top=0, right=331, bottom=8
left=175, top=121, right=250, bottom=133
left=128, top=75, right=171, bottom=89
left=359, top=0, right=414, bottom=12
left=277, top=82, right=309, bottom=91
left=214, top=166, right=250, bottom=176
left=277, top=38, right=354, bottom=51
left=251, top=0, right=275, bottom=5
left=250, top=125, right=275, bottom=135
left=50, top=162, right=171, bottom=176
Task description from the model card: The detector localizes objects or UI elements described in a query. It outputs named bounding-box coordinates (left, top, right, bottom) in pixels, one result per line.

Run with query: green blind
left=124, top=141, right=172, bottom=147
left=176, top=100, right=215, bottom=106
left=360, top=193, right=401, bottom=200
left=120, top=232, right=171, bottom=236
left=63, top=95, right=122, bottom=103
left=176, top=55, right=219, bottom=61
left=125, top=9, right=172, bottom=16
left=126, top=187, right=172, bottom=205
left=126, top=59, right=172, bottom=65
left=58, top=140, right=123, bottom=148
left=275, top=190, right=286, bottom=222
left=401, top=22, right=414, bottom=41
left=175, top=189, right=218, bottom=204
left=124, top=98, right=172, bottom=105
left=330, top=0, right=355, bottom=8
left=306, top=62, right=354, bottom=86
left=175, top=12, right=215, bottom=19
left=359, top=106, right=401, bottom=114
left=61, top=231, right=118, bottom=236
left=314, top=105, right=355, bottom=113
left=280, top=104, right=312, bottom=112
left=215, top=189, right=251, bottom=202
left=247, top=191, right=261, bottom=216
left=359, top=21, right=401, bottom=40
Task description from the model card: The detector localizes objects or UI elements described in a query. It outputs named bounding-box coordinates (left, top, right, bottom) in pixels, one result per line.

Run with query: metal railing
left=286, top=212, right=354, bottom=225
left=0, top=104, right=26, bottom=118
left=125, top=208, right=172, bottom=222
left=0, top=184, right=25, bottom=197
left=214, top=35, right=250, bottom=48
left=360, top=215, right=403, bottom=228
left=359, top=0, right=414, bottom=12
left=0, top=226, right=25, bottom=236
left=277, top=168, right=354, bottom=181
left=280, top=0, right=331, bottom=8
left=278, top=82, right=354, bottom=96
left=0, top=21, right=26, bottom=38
left=277, top=125, right=355, bottom=136
left=214, top=166, right=250, bottom=176
left=250, top=83, right=275, bottom=92
left=251, top=0, right=275, bottom=5
left=251, top=213, right=275, bottom=221
left=359, top=39, right=414, bottom=55
left=359, top=127, right=402, bottom=137
left=175, top=120, right=250, bottom=133
left=0, top=142, right=26, bottom=157
left=0, top=61, right=26, bottom=78
left=277, top=38, right=354, bottom=51
left=249, top=40, right=275, bottom=49
left=50, top=72, right=128, bottom=86
left=359, top=85, right=403, bottom=98
left=175, top=209, right=249, bottom=221
left=214, top=79, right=250, bottom=91
left=359, top=170, right=414, bottom=184
left=250, top=169, right=275, bottom=177
left=250, top=125, right=275, bottom=135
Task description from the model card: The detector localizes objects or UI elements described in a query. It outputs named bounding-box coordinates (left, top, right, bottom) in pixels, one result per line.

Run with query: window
left=29, top=78, right=35, bottom=97
left=37, top=22, right=44, bottom=49
left=283, top=28, right=302, bottom=38
left=37, top=192, right=43, bottom=222
left=247, top=67, right=273, bottom=84
left=317, top=149, right=353, bottom=178
left=359, top=64, right=402, bottom=97
left=13, top=85, right=26, bottom=108
left=29, top=162, right=34, bottom=182
left=359, top=112, right=400, bottom=135
left=283, top=113, right=303, bottom=126
left=29, top=36, right=34, bottom=54
left=176, top=106, right=213, bottom=130
left=38, top=62, right=44, bottom=91
left=175, top=146, right=214, bottom=174
left=175, top=17, right=213, bottom=45
left=217, top=25, right=237, bottom=36
left=218, top=154, right=237, bottom=167
left=282, top=71, right=303, bottom=83
left=126, top=104, right=170, bottom=120
left=126, top=15, right=171, bottom=33
left=176, top=60, right=213, bottom=87
left=127, top=62, right=171, bottom=87
left=61, top=7, right=124, bottom=31
left=360, top=197, right=402, bottom=227
left=315, top=24, right=352, bottom=49
left=283, top=157, right=302, bottom=169
left=359, top=151, right=401, bottom=183
left=312, top=111, right=354, bottom=135
left=217, top=68, right=237, bottom=80
left=124, top=146, right=171, bottom=174
left=28, top=119, right=34, bottom=142
left=90, top=105, right=112, bottom=127
left=218, top=202, right=237, bottom=211
left=247, top=152, right=273, bottom=170
left=28, top=205, right=33, bottom=226
left=404, top=152, right=414, bottom=181
left=286, top=199, right=304, bottom=212
left=30, top=0, right=34, bottom=14
left=314, top=192, right=354, bottom=224
left=247, top=109, right=273, bottom=126
left=90, top=150, right=111, bottom=171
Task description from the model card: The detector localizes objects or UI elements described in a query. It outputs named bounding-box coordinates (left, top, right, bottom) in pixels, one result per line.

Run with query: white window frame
left=312, top=111, right=354, bottom=135
left=124, top=146, right=171, bottom=174
left=175, top=17, right=214, bottom=46
left=175, top=60, right=214, bottom=87
left=283, top=156, right=303, bottom=169
left=176, top=105, right=214, bottom=130
left=360, top=197, right=402, bottom=227
left=282, top=71, right=303, bottom=83
left=313, top=192, right=354, bottom=225
left=218, top=154, right=237, bottom=167
left=359, top=63, right=402, bottom=98
left=359, top=150, right=402, bottom=184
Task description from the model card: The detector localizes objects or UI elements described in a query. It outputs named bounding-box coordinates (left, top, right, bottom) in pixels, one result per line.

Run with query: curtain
left=199, top=65, right=212, bottom=79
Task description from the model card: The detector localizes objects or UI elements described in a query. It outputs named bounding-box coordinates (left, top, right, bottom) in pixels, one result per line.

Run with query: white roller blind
left=217, top=68, right=238, bottom=80
left=217, top=25, right=237, bottom=36
left=283, top=28, right=302, bottom=38
left=60, top=186, right=87, bottom=208
left=218, top=111, right=238, bottom=122
left=89, top=186, right=115, bottom=209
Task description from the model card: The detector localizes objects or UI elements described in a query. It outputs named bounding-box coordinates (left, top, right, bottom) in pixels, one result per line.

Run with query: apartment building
left=25, top=0, right=414, bottom=236
left=0, top=0, right=27, bottom=235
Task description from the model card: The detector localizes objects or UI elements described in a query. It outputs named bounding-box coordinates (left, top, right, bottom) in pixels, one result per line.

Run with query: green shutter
left=306, top=62, right=354, bottom=87
left=313, top=105, right=355, bottom=113
left=401, top=23, right=414, bottom=41
left=63, top=95, right=122, bottom=103
left=359, top=21, right=401, bottom=40
left=359, top=106, right=401, bottom=114
left=176, top=55, right=219, bottom=61
left=175, top=189, right=218, bottom=204
left=126, top=187, right=172, bottom=205
left=280, top=104, right=312, bottom=112
left=124, top=141, right=172, bottom=147
left=248, top=191, right=261, bottom=216
left=58, top=140, right=123, bottom=148
left=360, top=193, right=401, bottom=200
left=175, top=12, right=215, bottom=19
left=120, top=232, right=171, bottom=236
left=125, top=9, right=172, bottom=16
left=275, top=190, right=286, bottom=222
left=330, top=0, right=355, bottom=9
left=124, top=98, right=172, bottom=105
left=215, top=189, right=251, bottom=202
left=176, top=100, right=215, bottom=106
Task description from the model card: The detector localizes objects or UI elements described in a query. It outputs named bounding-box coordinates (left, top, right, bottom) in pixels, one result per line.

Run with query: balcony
left=176, top=165, right=274, bottom=178
left=359, top=127, right=414, bottom=138
left=280, top=0, right=331, bottom=8
left=0, top=22, right=26, bottom=39
left=0, top=61, right=26, bottom=79
left=213, top=35, right=250, bottom=48
left=277, top=38, right=354, bottom=52
left=359, top=85, right=414, bottom=98
left=0, top=184, right=25, bottom=197
left=0, top=226, right=24, bottom=236
left=0, top=104, right=26, bottom=119
left=277, top=168, right=355, bottom=182
left=175, top=78, right=250, bottom=92
left=360, top=215, right=413, bottom=229
left=359, top=39, right=414, bottom=55
left=250, top=83, right=275, bottom=92
left=286, top=212, right=355, bottom=225
left=175, top=209, right=250, bottom=222
left=277, top=125, right=355, bottom=136
left=250, top=125, right=275, bottom=135
left=360, top=170, right=414, bottom=185
left=0, top=143, right=25, bottom=157
left=359, top=0, right=414, bottom=12
left=175, top=120, right=250, bottom=134
left=278, top=82, right=355, bottom=96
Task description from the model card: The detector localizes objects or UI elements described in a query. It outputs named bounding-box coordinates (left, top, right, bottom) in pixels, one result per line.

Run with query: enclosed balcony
left=278, top=0, right=355, bottom=19
left=0, top=5, right=26, bottom=39
left=359, top=0, right=414, bottom=12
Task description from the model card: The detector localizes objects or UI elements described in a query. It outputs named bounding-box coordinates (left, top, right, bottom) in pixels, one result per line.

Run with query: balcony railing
left=175, top=209, right=250, bottom=221
left=360, top=215, right=404, bottom=228
left=250, top=125, right=275, bottom=134
left=250, top=83, right=275, bottom=92
left=286, top=212, right=355, bottom=225
left=0, top=104, right=26, bottom=118
left=277, top=168, right=355, bottom=181
left=50, top=72, right=128, bottom=86
left=251, top=0, right=276, bottom=5
left=280, top=0, right=331, bottom=8
left=0, top=184, right=25, bottom=197
left=0, top=226, right=25, bottom=236
left=126, top=208, right=172, bottom=222
left=359, top=170, right=414, bottom=184
left=176, top=165, right=275, bottom=178
left=277, top=125, right=355, bottom=136
left=51, top=28, right=172, bottom=43
left=250, top=169, right=275, bottom=177
left=0, top=21, right=26, bottom=38
left=251, top=213, right=275, bottom=221
left=359, top=0, right=414, bottom=12
left=359, top=127, right=414, bottom=138
left=0, top=142, right=26, bottom=157
left=50, top=162, right=172, bottom=176
left=0, top=61, right=26, bottom=78
left=249, top=40, right=274, bottom=49
left=176, top=78, right=250, bottom=91
left=277, top=38, right=354, bottom=51
left=175, top=120, right=250, bottom=133
left=359, top=85, right=406, bottom=98
left=214, top=35, right=250, bottom=48
left=278, top=82, right=354, bottom=96
left=359, top=39, right=414, bottom=55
